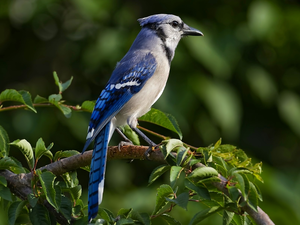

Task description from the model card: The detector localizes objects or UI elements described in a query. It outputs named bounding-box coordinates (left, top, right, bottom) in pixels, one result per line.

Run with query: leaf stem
left=137, top=125, right=198, bottom=150
left=150, top=203, right=176, bottom=219
left=137, top=125, right=168, bottom=140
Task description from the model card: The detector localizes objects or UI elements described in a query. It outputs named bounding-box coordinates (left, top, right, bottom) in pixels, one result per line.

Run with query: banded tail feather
left=88, top=121, right=114, bottom=221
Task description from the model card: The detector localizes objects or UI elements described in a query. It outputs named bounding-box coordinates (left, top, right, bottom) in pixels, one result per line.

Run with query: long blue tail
left=88, top=121, right=113, bottom=221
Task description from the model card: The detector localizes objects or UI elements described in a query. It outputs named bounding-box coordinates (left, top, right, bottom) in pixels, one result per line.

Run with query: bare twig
left=0, top=103, right=90, bottom=112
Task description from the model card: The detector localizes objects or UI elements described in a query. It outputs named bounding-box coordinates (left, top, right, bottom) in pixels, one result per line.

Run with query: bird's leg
left=116, top=128, right=133, bottom=151
left=130, top=126, right=157, bottom=158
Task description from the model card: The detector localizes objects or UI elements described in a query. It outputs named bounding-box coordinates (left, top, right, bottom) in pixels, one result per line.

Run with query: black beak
left=182, top=24, right=203, bottom=36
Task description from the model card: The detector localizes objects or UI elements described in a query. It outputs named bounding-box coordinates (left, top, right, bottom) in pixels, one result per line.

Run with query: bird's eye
left=171, top=21, right=179, bottom=28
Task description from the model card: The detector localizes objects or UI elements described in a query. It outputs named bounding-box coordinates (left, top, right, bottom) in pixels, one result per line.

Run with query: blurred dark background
left=0, top=0, right=300, bottom=224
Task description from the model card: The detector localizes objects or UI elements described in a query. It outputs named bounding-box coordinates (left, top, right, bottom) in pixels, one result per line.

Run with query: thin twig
left=137, top=125, right=198, bottom=150
left=0, top=103, right=90, bottom=112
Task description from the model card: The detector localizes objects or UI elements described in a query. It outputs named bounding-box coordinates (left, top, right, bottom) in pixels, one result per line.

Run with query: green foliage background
left=0, top=0, right=299, bottom=224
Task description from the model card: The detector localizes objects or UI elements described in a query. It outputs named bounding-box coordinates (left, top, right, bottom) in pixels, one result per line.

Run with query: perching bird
left=82, top=14, right=203, bottom=221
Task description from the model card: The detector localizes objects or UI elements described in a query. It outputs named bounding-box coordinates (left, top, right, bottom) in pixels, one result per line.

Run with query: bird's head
left=138, top=14, right=203, bottom=60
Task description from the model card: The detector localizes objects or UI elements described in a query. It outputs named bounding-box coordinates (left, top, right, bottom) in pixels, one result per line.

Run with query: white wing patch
left=110, top=81, right=141, bottom=90
left=86, top=127, right=95, bottom=139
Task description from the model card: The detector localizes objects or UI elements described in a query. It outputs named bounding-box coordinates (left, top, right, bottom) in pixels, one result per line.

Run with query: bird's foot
left=144, top=144, right=160, bottom=160
left=118, top=140, right=133, bottom=151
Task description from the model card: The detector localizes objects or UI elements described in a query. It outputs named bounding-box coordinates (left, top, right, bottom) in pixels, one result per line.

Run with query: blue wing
left=82, top=52, right=157, bottom=152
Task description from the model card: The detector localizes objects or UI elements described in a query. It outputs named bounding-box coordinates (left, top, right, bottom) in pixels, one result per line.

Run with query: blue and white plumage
left=82, top=14, right=203, bottom=221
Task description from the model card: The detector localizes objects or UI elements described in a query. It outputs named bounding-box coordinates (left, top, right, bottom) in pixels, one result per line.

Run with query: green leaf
left=81, top=100, right=95, bottom=112
left=10, top=139, right=34, bottom=170
left=223, top=210, right=235, bottom=225
left=189, top=159, right=202, bottom=167
left=0, top=125, right=10, bottom=157
left=252, top=182, right=263, bottom=201
left=130, top=211, right=150, bottom=225
left=170, top=166, right=183, bottom=189
left=58, top=104, right=72, bottom=118
left=29, top=204, right=51, bottom=225
left=189, top=206, right=223, bottom=225
left=188, top=166, right=219, bottom=179
left=182, top=152, right=193, bottom=167
left=54, top=150, right=79, bottom=161
left=118, top=208, right=132, bottom=218
left=61, top=76, right=73, bottom=93
left=48, top=94, right=62, bottom=103
left=0, top=89, right=36, bottom=113
left=166, top=192, right=189, bottom=210
left=148, top=165, right=171, bottom=185
left=73, top=204, right=82, bottom=216
left=116, top=218, right=134, bottom=225
left=213, top=156, right=229, bottom=177
left=248, top=182, right=258, bottom=212
left=61, top=171, right=79, bottom=187
left=176, top=146, right=188, bottom=166
left=18, top=90, right=37, bottom=113
left=185, top=179, right=210, bottom=200
left=53, top=71, right=62, bottom=93
left=232, top=214, right=243, bottom=225
left=28, top=193, right=39, bottom=208
left=8, top=201, right=27, bottom=225
left=0, top=89, right=22, bottom=103
left=139, top=108, right=182, bottom=139
left=0, top=184, right=12, bottom=201
left=37, top=170, right=58, bottom=210
left=160, top=214, right=182, bottom=225
left=35, top=138, right=53, bottom=161
left=227, top=186, right=240, bottom=202
left=53, top=72, right=73, bottom=93
left=48, top=94, right=72, bottom=118
left=213, top=138, right=222, bottom=149
left=228, top=168, right=253, bottom=177
left=119, top=125, right=140, bottom=145
left=69, top=185, right=82, bottom=201
left=98, top=208, right=115, bottom=222
left=197, top=176, right=221, bottom=185
left=33, top=95, right=48, bottom=104
left=9, top=157, right=26, bottom=174
left=59, top=196, right=72, bottom=220
left=55, top=185, right=62, bottom=211
left=73, top=217, right=88, bottom=225
left=161, top=139, right=183, bottom=159
left=206, top=193, right=225, bottom=208
left=46, top=142, right=54, bottom=151
left=0, top=157, right=21, bottom=171
left=234, top=173, right=249, bottom=201
left=0, top=176, right=7, bottom=186
left=153, top=184, right=174, bottom=215
left=44, top=143, right=54, bottom=160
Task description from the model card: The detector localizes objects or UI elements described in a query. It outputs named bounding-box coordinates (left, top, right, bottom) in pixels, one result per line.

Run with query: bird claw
left=118, top=140, right=133, bottom=151
left=144, top=145, right=158, bottom=160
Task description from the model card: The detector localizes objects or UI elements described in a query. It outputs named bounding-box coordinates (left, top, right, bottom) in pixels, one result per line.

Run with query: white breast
left=115, top=52, right=170, bottom=128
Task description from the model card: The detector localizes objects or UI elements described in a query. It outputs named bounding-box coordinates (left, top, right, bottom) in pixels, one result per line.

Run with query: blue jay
left=82, top=14, right=203, bottom=221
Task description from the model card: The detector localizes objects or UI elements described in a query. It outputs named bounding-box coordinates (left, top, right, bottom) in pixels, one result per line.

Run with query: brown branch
left=0, top=145, right=274, bottom=225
